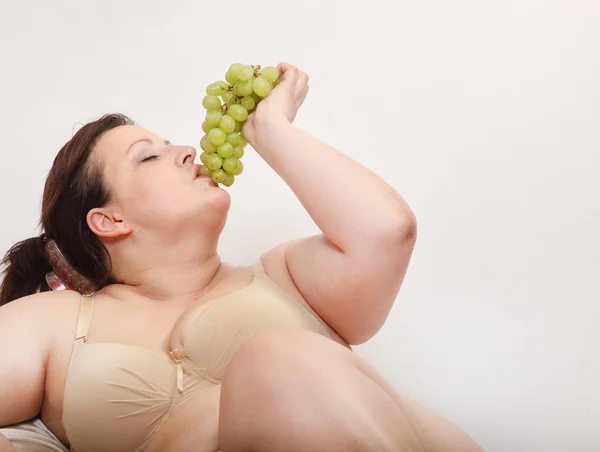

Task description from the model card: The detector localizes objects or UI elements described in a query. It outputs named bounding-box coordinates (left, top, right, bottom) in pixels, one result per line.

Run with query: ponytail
left=0, top=234, right=52, bottom=306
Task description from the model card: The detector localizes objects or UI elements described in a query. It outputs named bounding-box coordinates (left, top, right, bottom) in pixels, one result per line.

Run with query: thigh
left=219, top=329, right=482, bottom=452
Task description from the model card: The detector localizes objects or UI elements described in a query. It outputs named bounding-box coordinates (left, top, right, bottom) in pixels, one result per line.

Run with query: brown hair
left=0, top=113, right=134, bottom=306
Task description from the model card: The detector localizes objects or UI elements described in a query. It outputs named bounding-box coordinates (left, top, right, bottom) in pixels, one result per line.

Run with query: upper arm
left=0, top=291, right=71, bottom=426
left=275, top=224, right=416, bottom=345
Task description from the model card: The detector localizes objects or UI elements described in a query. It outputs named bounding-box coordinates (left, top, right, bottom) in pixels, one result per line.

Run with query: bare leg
left=219, top=329, right=482, bottom=452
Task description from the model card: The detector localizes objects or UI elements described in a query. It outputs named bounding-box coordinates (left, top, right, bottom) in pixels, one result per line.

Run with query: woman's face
left=93, top=124, right=230, bottom=239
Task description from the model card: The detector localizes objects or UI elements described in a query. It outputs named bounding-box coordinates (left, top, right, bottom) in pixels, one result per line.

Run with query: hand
left=241, top=63, right=310, bottom=150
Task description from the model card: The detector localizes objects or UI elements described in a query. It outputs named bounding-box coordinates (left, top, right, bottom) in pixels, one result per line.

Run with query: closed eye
left=140, top=155, right=159, bottom=163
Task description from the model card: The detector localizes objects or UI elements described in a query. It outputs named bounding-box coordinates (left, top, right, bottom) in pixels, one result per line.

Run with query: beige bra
left=62, top=259, right=333, bottom=452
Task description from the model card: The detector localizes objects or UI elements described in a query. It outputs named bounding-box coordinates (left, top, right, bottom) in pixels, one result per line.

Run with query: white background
left=1, top=1, right=598, bottom=451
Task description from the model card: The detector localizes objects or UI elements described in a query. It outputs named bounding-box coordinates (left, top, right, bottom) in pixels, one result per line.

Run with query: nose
left=175, top=145, right=197, bottom=166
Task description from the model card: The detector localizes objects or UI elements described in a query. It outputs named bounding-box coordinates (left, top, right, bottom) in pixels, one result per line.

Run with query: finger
left=277, top=62, right=295, bottom=74
left=240, top=112, right=255, bottom=139
left=298, top=71, right=309, bottom=88
left=277, top=63, right=300, bottom=83
left=297, top=84, right=309, bottom=107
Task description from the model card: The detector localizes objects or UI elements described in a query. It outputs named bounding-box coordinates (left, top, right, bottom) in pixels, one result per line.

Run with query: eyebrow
left=126, top=138, right=171, bottom=154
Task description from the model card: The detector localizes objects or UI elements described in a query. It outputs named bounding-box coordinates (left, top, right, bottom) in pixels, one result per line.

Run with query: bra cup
left=62, top=266, right=331, bottom=452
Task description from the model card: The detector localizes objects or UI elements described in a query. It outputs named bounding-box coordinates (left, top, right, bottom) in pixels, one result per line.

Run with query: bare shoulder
left=1, top=290, right=81, bottom=315
left=0, top=290, right=83, bottom=341
left=0, top=291, right=83, bottom=427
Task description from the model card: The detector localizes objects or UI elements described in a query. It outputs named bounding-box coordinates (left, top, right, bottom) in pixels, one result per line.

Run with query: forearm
left=254, top=120, right=416, bottom=251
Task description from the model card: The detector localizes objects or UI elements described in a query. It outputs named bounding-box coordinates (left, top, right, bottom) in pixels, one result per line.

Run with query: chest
left=42, top=276, right=327, bottom=445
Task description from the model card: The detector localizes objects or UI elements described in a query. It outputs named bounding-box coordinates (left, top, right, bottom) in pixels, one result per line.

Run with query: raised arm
left=252, top=64, right=416, bottom=345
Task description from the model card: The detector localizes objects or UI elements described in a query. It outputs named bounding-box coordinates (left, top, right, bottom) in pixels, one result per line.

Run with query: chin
left=211, top=186, right=232, bottom=209
left=170, top=196, right=230, bottom=237
left=194, top=188, right=231, bottom=217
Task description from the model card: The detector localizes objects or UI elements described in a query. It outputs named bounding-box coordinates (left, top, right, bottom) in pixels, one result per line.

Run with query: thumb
left=240, top=112, right=256, bottom=142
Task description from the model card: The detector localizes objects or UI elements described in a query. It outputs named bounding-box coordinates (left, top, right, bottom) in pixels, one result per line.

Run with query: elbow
left=399, top=210, right=418, bottom=241
left=381, top=209, right=418, bottom=244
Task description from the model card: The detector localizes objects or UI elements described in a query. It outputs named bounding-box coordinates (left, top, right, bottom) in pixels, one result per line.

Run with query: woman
left=0, top=63, right=482, bottom=452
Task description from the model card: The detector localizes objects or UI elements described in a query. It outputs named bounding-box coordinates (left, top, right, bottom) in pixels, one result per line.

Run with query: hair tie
left=44, top=238, right=96, bottom=295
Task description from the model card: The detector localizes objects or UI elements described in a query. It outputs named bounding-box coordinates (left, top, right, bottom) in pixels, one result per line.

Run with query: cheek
left=124, top=178, right=193, bottom=219
left=131, top=187, right=174, bottom=211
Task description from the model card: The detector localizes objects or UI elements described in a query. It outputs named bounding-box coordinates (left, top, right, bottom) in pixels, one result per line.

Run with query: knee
left=219, top=330, right=323, bottom=448
left=224, top=329, right=316, bottom=386
left=222, top=329, right=339, bottom=403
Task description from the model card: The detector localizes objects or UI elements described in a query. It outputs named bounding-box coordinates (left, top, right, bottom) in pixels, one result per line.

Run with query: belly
left=145, top=385, right=222, bottom=452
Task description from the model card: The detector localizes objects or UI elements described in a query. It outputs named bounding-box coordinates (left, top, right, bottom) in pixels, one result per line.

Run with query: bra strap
left=249, top=258, right=266, bottom=277
left=75, top=295, right=94, bottom=343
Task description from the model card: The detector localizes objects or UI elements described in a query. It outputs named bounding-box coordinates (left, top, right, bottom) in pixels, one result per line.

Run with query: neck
left=128, top=254, right=225, bottom=300
left=106, top=242, right=227, bottom=302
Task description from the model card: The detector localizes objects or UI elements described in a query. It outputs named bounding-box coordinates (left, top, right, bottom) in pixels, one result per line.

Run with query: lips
left=193, top=164, right=202, bottom=180
left=193, top=165, right=218, bottom=186
left=196, top=173, right=217, bottom=186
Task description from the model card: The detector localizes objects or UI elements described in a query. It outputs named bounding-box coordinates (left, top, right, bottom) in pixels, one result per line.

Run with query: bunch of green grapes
left=199, top=63, right=281, bottom=187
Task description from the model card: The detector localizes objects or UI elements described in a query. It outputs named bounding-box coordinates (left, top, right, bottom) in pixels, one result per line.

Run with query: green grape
left=241, top=96, right=256, bottom=111
left=222, top=157, right=240, bottom=174
left=199, top=165, right=212, bottom=177
left=206, top=83, right=223, bottom=96
left=208, top=128, right=226, bottom=146
left=234, top=79, right=254, bottom=97
left=200, top=135, right=217, bottom=154
left=253, top=77, right=272, bottom=97
left=207, top=154, right=223, bottom=170
left=222, top=91, right=234, bottom=103
left=260, top=66, right=279, bottom=83
left=233, top=159, right=244, bottom=176
left=225, top=70, right=238, bottom=84
left=232, top=145, right=245, bottom=159
left=228, top=63, right=244, bottom=78
left=232, top=82, right=243, bottom=97
left=202, top=95, right=221, bottom=111
left=238, top=65, right=254, bottom=81
left=217, top=142, right=234, bottom=158
left=222, top=174, right=235, bottom=187
left=226, top=133, right=246, bottom=147
left=219, top=115, right=236, bottom=134
left=228, top=104, right=248, bottom=121
left=205, top=110, right=222, bottom=127
left=201, top=63, right=282, bottom=187
left=212, top=169, right=227, bottom=184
